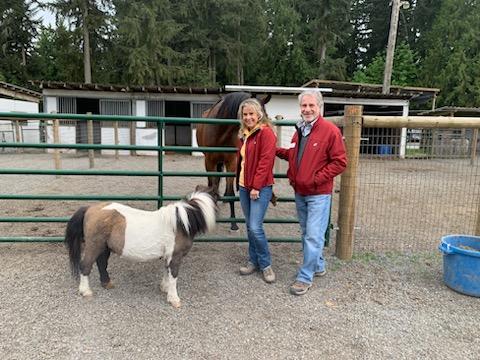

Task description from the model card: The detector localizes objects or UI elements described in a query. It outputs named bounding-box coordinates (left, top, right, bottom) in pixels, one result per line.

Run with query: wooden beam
left=0, top=88, right=40, bottom=103
left=363, top=116, right=480, bottom=129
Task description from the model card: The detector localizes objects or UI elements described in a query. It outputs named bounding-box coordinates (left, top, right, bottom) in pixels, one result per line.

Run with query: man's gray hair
left=298, top=90, right=324, bottom=115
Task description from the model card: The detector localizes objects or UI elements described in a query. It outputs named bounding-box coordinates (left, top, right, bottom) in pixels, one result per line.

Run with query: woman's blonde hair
left=238, top=98, right=272, bottom=135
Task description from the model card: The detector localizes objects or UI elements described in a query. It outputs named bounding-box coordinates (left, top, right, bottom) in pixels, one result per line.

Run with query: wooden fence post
left=87, top=112, right=94, bottom=168
left=52, top=114, right=61, bottom=178
left=336, top=105, right=363, bottom=260
left=114, top=121, right=119, bottom=159
left=14, top=120, right=22, bottom=153
left=471, top=128, right=478, bottom=166
left=130, top=121, right=136, bottom=156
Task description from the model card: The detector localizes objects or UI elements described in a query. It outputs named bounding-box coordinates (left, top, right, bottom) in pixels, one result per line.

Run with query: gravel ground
left=1, top=153, right=480, bottom=359
left=1, top=242, right=480, bottom=360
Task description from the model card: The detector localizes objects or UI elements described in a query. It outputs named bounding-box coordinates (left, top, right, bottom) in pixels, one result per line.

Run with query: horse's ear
left=259, top=94, right=271, bottom=105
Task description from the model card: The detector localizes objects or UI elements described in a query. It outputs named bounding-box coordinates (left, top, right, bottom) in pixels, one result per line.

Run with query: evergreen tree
left=46, top=0, right=112, bottom=83
left=296, top=0, right=351, bottom=80
left=0, top=0, right=39, bottom=85
left=352, top=42, right=418, bottom=86
left=33, top=24, right=84, bottom=82
left=420, top=0, right=480, bottom=106
left=113, top=0, right=185, bottom=85
left=252, top=0, right=315, bottom=86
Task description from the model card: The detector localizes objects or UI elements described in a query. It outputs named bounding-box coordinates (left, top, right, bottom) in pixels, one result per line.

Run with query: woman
left=235, top=98, right=277, bottom=283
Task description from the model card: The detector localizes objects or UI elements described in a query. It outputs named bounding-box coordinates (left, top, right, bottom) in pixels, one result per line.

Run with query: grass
left=405, top=148, right=431, bottom=158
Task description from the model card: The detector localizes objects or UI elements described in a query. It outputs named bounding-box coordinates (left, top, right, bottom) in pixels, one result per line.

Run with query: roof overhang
left=32, top=80, right=223, bottom=95
left=303, top=79, right=440, bottom=104
left=0, top=81, right=42, bottom=103
left=225, top=85, right=333, bottom=94
left=419, top=106, right=480, bottom=116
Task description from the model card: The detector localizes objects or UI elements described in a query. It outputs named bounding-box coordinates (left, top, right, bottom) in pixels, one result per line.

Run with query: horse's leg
left=78, top=257, right=95, bottom=297
left=78, top=236, right=108, bottom=297
left=204, top=155, right=220, bottom=194
left=164, top=236, right=193, bottom=308
left=160, top=264, right=169, bottom=293
left=225, top=157, right=239, bottom=231
left=96, top=247, right=114, bottom=289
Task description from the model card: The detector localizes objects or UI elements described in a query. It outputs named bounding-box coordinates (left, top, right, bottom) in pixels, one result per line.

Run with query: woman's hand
left=250, top=189, right=260, bottom=200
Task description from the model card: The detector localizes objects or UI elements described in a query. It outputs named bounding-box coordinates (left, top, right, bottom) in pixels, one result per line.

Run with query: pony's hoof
left=229, top=226, right=240, bottom=233
left=102, top=281, right=114, bottom=290
left=80, top=289, right=93, bottom=298
left=169, top=300, right=181, bottom=308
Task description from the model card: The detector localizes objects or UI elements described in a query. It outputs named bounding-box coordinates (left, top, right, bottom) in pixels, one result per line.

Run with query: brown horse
left=196, top=92, right=271, bottom=231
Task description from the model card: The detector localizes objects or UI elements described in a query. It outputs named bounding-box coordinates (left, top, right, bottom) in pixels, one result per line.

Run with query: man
left=276, top=90, right=347, bottom=295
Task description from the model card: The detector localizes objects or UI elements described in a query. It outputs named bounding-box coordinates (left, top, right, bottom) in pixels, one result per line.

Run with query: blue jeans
left=294, top=193, right=331, bottom=284
left=239, top=186, right=272, bottom=270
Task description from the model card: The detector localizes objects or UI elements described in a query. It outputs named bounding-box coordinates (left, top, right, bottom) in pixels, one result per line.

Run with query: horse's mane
left=173, top=191, right=217, bottom=239
left=215, top=92, right=251, bottom=119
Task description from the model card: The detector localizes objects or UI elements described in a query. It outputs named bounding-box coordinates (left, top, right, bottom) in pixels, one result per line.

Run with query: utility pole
left=382, top=0, right=409, bottom=94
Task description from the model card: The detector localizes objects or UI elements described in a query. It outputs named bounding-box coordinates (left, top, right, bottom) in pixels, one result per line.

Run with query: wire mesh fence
left=351, top=127, right=480, bottom=252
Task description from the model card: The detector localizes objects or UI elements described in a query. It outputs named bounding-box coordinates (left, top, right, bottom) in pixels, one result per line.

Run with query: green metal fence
left=0, top=112, right=311, bottom=243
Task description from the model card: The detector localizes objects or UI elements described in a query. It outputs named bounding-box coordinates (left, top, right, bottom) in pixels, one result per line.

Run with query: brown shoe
left=262, top=266, right=276, bottom=283
left=290, top=280, right=311, bottom=295
left=239, top=263, right=257, bottom=275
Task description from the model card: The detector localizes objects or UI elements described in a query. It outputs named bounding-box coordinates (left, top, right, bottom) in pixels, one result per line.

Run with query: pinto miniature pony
left=64, top=186, right=218, bottom=308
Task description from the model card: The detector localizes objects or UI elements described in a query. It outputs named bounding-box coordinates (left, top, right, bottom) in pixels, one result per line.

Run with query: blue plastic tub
left=378, top=145, right=392, bottom=155
left=439, top=234, right=480, bottom=297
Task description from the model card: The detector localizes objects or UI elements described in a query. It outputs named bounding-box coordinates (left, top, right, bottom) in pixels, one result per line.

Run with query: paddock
left=1, top=152, right=480, bottom=358
left=2, top=106, right=480, bottom=359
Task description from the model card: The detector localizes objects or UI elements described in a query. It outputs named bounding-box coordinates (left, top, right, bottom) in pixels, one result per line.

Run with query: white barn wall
left=0, top=98, right=39, bottom=113
left=0, top=98, right=40, bottom=147
left=44, top=96, right=57, bottom=114
left=135, top=99, right=161, bottom=156
left=101, top=128, right=131, bottom=156
left=265, top=95, right=301, bottom=149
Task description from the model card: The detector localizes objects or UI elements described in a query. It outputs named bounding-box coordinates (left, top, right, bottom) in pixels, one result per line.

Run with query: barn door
left=99, top=99, right=133, bottom=154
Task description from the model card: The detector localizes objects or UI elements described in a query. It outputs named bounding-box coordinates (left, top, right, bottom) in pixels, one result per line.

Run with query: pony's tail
left=64, top=206, right=88, bottom=278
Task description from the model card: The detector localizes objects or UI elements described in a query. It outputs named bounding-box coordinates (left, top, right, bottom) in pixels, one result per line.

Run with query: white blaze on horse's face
left=242, top=105, right=261, bottom=131
left=300, top=94, right=321, bottom=123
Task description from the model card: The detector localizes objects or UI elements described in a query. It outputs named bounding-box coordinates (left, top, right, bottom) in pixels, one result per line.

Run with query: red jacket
left=236, top=125, right=276, bottom=191
left=276, top=116, right=347, bottom=196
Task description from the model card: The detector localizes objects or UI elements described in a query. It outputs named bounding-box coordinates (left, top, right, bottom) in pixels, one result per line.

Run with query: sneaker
left=239, top=263, right=257, bottom=275
left=314, top=269, right=327, bottom=277
left=289, top=280, right=311, bottom=296
left=262, top=266, right=276, bottom=283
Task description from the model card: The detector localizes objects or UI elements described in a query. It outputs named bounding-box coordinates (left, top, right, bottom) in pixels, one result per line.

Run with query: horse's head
left=249, top=93, right=271, bottom=119
left=255, top=94, right=272, bottom=106
left=194, top=184, right=220, bottom=203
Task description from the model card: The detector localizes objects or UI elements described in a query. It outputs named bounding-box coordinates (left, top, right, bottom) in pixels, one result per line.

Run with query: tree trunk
left=319, top=43, right=327, bottom=63
left=209, top=50, right=216, bottom=84
left=21, top=46, right=26, bottom=66
left=236, top=32, right=243, bottom=84
left=167, top=57, right=172, bottom=86
left=82, top=1, right=92, bottom=84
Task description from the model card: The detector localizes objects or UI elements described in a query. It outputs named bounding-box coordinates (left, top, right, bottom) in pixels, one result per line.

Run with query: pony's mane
left=173, top=191, right=217, bottom=238
left=216, top=92, right=251, bottom=119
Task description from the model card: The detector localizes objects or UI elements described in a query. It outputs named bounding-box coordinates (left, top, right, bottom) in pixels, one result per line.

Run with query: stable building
left=33, top=80, right=439, bottom=156
left=0, top=81, right=42, bottom=147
